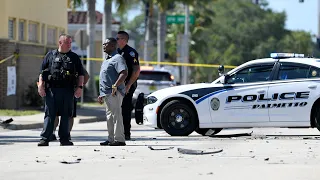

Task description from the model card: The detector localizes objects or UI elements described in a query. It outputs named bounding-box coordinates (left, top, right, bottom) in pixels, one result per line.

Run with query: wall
left=0, top=0, right=67, bottom=39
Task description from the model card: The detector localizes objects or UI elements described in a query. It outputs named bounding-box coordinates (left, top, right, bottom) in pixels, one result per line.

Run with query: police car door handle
left=308, top=85, right=317, bottom=89
left=257, top=89, right=266, bottom=94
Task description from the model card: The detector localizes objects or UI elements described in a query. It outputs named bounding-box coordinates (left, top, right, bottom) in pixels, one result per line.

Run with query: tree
left=164, top=0, right=316, bottom=82
left=69, top=0, right=97, bottom=98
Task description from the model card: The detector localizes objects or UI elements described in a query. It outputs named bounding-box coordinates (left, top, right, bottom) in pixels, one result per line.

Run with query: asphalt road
left=1, top=121, right=320, bottom=180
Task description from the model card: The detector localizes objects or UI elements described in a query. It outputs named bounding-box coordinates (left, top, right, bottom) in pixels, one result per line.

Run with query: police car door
left=268, top=62, right=316, bottom=122
left=211, top=63, right=275, bottom=123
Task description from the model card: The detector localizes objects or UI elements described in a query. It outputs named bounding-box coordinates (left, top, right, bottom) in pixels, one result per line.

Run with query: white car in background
left=143, top=53, right=320, bottom=136
left=132, top=66, right=176, bottom=107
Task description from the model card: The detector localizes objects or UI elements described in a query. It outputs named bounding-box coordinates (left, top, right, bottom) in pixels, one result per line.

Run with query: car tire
left=160, top=100, right=197, bottom=136
left=314, top=107, right=320, bottom=132
left=195, top=128, right=223, bottom=136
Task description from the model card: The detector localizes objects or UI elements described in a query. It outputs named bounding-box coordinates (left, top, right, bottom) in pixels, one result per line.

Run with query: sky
left=92, top=0, right=318, bottom=36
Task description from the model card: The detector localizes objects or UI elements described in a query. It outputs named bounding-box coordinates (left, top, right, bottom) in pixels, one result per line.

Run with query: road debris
left=177, top=148, right=223, bottom=155
left=60, top=158, right=82, bottom=164
left=148, top=146, right=174, bottom=150
left=210, top=131, right=253, bottom=138
left=0, top=118, right=13, bottom=124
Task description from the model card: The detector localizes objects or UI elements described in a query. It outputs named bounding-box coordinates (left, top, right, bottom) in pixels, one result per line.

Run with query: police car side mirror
left=220, top=74, right=229, bottom=84
left=218, top=65, right=225, bottom=76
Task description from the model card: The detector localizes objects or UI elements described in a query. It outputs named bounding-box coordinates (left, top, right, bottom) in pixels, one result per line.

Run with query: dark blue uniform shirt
left=117, top=44, right=139, bottom=84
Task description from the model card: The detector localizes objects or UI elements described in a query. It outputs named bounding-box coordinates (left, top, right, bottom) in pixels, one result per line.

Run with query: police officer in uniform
left=38, top=34, right=84, bottom=146
left=116, top=31, right=140, bottom=140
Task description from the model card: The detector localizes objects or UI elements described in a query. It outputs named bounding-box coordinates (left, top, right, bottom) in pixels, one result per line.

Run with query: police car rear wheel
left=195, top=128, right=223, bottom=136
left=160, top=100, right=197, bottom=136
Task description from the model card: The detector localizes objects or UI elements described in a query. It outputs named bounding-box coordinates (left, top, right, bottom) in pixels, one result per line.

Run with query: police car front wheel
left=160, top=100, right=198, bottom=136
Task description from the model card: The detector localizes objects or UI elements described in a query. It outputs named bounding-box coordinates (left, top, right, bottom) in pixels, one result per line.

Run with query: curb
left=0, top=116, right=106, bottom=131
left=0, top=122, right=43, bottom=130
left=77, top=116, right=105, bottom=124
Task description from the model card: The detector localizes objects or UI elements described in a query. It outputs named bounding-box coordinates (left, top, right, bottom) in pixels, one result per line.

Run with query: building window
left=59, top=28, right=65, bottom=36
left=28, top=22, right=39, bottom=42
left=19, top=20, right=25, bottom=41
left=8, top=18, right=16, bottom=40
left=41, top=24, right=45, bottom=44
left=47, top=27, right=57, bottom=45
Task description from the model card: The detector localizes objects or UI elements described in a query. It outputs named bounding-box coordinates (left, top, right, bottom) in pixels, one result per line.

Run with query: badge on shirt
left=129, top=51, right=135, bottom=57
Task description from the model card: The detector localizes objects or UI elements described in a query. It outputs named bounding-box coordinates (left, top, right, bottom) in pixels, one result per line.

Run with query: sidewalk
left=0, top=105, right=106, bottom=130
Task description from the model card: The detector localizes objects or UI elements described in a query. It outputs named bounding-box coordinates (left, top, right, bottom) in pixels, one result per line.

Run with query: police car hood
left=148, top=83, right=214, bottom=99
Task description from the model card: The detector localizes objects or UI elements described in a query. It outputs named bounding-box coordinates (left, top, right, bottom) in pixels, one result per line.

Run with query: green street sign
left=166, top=15, right=195, bottom=25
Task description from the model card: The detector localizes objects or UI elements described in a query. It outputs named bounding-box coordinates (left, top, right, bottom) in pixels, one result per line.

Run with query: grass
left=0, top=109, right=42, bottom=116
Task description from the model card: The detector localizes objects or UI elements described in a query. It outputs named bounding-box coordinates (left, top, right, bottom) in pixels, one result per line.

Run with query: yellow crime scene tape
left=0, top=55, right=15, bottom=65
left=0, top=53, right=237, bottom=69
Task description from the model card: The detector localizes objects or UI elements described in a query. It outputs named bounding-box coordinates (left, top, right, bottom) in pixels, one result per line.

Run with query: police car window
left=307, top=66, right=320, bottom=78
left=139, top=71, right=172, bottom=81
left=227, top=65, right=273, bottom=84
left=277, top=64, right=309, bottom=80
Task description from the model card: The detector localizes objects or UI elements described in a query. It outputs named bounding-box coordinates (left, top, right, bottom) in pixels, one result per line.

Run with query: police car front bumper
left=143, top=103, right=158, bottom=128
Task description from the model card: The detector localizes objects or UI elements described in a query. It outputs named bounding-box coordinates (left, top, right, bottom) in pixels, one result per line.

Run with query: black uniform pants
left=122, top=83, right=137, bottom=137
left=41, top=87, right=74, bottom=142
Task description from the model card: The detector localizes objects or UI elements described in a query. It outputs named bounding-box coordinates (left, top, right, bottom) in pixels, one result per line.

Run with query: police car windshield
left=139, top=71, right=172, bottom=81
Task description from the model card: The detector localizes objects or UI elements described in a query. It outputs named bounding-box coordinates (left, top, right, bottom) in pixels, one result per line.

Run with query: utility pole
left=157, top=9, right=166, bottom=68
left=143, top=0, right=152, bottom=63
left=102, top=0, right=112, bottom=60
left=86, top=0, right=97, bottom=100
left=181, top=4, right=190, bottom=85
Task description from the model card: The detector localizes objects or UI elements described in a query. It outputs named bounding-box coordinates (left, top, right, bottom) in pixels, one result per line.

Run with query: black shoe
left=38, top=140, right=49, bottom=146
left=48, top=134, right=57, bottom=142
left=100, top=141, right=110, bottom=146
left=109, top=141, right=126, bottom=146
left=60, top=140, right=74, bottom=146
left=125, top=136, right=131, bottom=140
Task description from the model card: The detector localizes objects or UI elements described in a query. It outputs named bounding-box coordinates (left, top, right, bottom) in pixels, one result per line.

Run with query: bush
left=23, top=81, right=44, bottom=107
left=95, top=75, right=99, bottom=95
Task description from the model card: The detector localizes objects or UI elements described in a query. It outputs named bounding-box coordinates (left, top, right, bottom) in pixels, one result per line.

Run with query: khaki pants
left=104, top=93, right=125, bottom=143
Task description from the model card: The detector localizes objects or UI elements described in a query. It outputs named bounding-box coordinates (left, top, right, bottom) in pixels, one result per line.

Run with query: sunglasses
left=116, top=37, right=124, bottom=40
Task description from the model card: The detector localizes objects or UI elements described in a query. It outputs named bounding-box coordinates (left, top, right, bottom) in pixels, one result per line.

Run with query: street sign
left=74, top=29, right=88, bottom=50
left=166, top=15, right=195, bottom=25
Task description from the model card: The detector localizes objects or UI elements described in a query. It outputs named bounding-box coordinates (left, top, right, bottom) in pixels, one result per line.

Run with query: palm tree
left=102, top=0, right=139, bottom=60
left=69, top=0, right=97, bottom=98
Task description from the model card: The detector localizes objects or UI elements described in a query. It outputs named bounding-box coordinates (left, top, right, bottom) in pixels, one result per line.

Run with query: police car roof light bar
left=270, top=53, right=304, bottom=59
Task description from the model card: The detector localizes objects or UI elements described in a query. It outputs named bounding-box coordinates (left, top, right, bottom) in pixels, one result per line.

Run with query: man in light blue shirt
left=98, top=37, right=128, bottom=146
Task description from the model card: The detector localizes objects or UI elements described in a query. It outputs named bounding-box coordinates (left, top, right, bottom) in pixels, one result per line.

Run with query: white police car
left=143, top=53, right=320, bottom=136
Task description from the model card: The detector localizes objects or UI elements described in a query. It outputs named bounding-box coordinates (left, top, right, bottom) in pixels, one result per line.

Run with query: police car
left=143, top=53, right=320, bottom=136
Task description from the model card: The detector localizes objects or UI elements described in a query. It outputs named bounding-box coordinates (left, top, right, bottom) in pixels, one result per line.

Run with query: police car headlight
left=147, top=96, right=158, bottom=104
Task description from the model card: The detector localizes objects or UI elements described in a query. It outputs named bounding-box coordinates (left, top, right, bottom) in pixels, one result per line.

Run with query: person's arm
left=83, top=66, right=90, bottom=85
left=125, top=50, right=140, bottom=89
left=74, top=55, right=84, bottom=97
left=112, top=56, right=128, bottom=95
left=38, top=52, right=50, bottom=97
left=114, top=70, right=128, bottom=87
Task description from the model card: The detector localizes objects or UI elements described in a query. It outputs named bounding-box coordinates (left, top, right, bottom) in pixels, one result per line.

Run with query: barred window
left=47, top=27, right=56, bottom=45
left=28, top=22, right=38, bottom=42
left=8, top=19, right=15, bottom=39
left=19, top=20, right=25, bottom=41
left=41, top=24, right=45, bottom=44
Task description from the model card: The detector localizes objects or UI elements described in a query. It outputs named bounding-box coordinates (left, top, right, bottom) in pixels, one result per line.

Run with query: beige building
left=0, top=0, right=68, bottom=109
